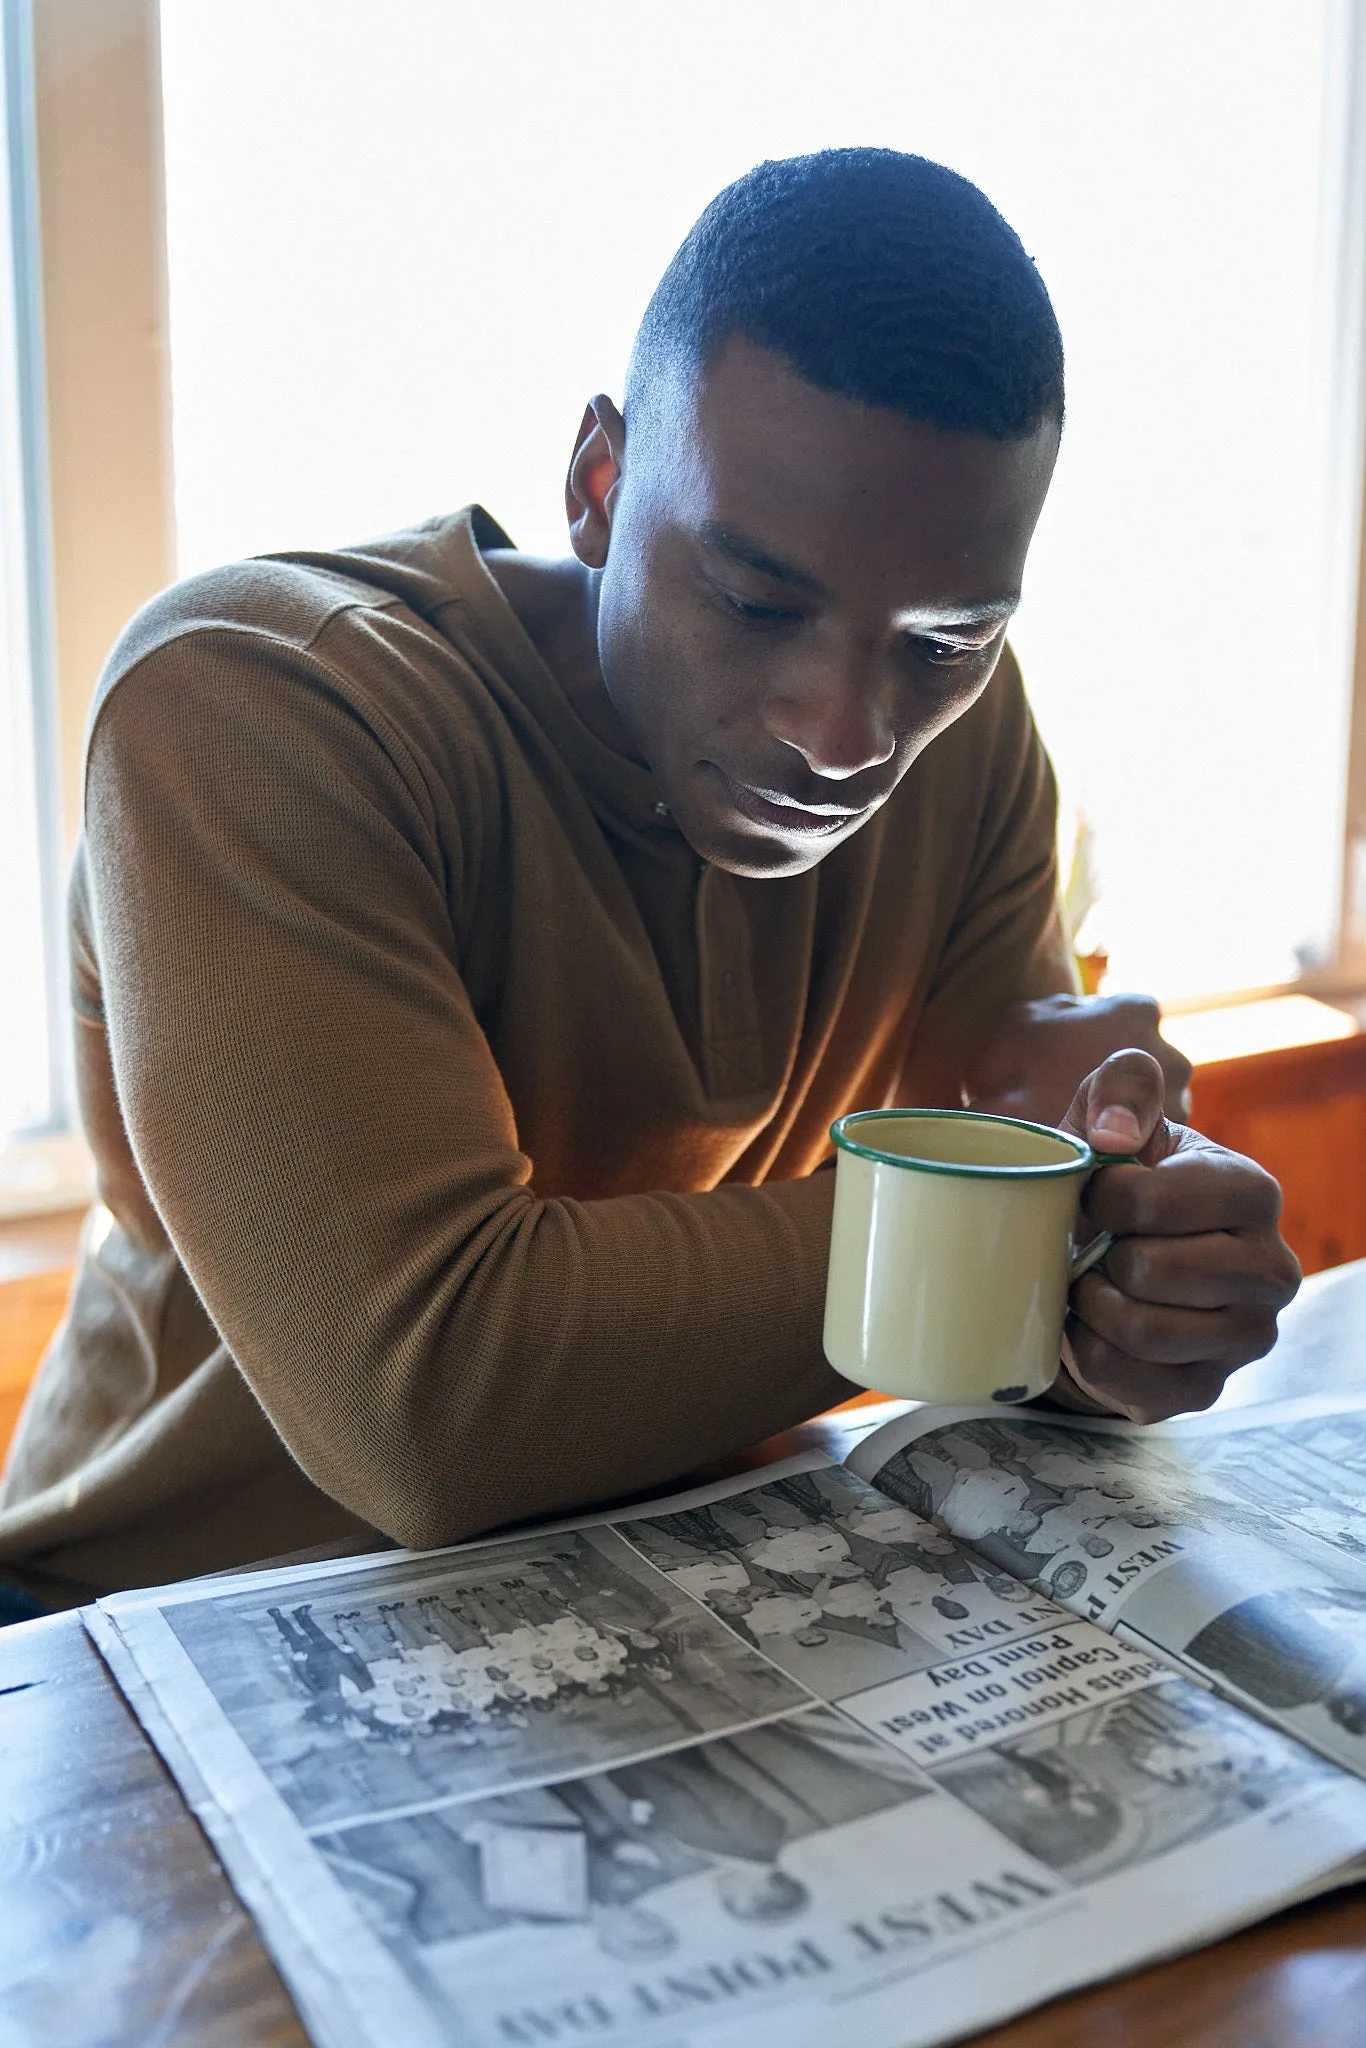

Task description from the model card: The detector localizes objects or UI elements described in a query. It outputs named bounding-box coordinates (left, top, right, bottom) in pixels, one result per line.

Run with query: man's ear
left=566, top=395, right=625, bottom=568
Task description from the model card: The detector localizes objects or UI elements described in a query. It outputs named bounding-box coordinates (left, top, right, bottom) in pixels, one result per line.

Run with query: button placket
left=695, top=863, right=766, bottom=1100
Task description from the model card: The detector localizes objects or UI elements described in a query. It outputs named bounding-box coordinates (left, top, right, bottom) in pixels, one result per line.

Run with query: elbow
left=379, top=1493, right=474, bottom=1554
left=337, top=1431, right=519, bottom=1555
left=382, top=1507, right=466, bottom=1548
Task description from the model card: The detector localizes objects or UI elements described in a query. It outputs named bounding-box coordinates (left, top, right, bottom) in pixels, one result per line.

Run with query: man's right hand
left=1051, top=1049, right=1298, bottom=1423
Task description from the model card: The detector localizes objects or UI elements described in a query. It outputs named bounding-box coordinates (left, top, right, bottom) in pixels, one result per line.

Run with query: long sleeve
left=85, top=627, right=846, bottom=1552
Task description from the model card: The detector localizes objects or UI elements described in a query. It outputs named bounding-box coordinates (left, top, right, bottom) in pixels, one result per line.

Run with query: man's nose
left=762, top=655, right=897, bottom=780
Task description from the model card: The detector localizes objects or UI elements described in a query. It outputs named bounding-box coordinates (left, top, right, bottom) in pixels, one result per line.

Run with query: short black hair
left=628, top=148, right=1063, bottom=441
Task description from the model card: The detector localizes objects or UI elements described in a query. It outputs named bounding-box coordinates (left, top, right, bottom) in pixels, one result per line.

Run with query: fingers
left=1099, top=1229, right=1300, bottom=1312
left=1058, top=1233, right=1297, bottom=1422
left=1081, top=1130, right=1284, bottom=1238
left=1059, top=1048, right=1167, bottom=1157
left=1102, top=993, right=1192, bottom=1120
left=1068, top=1269, right=1281, bottom=1368
left=1057, top=1319, right=1235, bottom=1425
left=1050, top=1109, right=1299, bottom=1426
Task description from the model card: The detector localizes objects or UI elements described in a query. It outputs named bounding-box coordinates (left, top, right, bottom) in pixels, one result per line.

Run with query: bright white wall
left=160, top=0, right=1338, bottom=1000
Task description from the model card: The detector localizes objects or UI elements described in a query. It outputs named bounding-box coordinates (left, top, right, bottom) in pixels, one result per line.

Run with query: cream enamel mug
left=823, top=1108, right=1115, bottom=1406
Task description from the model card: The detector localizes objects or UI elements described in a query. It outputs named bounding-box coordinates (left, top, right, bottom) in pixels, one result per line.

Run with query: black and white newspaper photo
left=88, top=1447, right=1366, bottom=2048
left=847, top=1391, right=1366, bottom=1775
left=147, top=1526, right=807, bottom=1834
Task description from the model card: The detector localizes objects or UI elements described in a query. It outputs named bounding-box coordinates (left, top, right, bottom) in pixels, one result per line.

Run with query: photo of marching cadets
left=164, top=1527, right=809, bottom=1832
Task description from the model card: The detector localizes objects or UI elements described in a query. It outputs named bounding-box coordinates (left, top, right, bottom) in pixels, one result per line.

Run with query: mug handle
left=1068, top=1150, right=1139, bottom=1282
left=1069, top=1230, right=1115, bottom=1282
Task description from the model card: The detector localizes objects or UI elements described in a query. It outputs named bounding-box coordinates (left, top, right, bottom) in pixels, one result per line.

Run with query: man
left=0, top=148, right=1297, bottom=1611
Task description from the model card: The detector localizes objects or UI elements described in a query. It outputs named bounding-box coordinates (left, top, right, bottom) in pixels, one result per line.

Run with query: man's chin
left=685, top=813, right=858, bottom=880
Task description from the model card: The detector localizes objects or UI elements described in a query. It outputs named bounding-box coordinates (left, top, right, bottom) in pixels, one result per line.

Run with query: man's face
left=586, top=337, right=1059, bottom=879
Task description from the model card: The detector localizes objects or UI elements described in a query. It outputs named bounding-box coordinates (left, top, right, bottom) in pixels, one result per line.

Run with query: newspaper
left=87, top=1396, right=1366, bottom=2048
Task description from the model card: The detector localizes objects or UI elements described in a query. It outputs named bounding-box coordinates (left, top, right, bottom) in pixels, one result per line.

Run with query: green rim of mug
left=829, top=1106, right=1098, bottom=1180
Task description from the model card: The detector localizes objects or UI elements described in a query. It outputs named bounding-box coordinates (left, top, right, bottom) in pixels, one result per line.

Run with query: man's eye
left=717, top=589, right=804, bottom=625
left=913, top=636, right=993, bottom=667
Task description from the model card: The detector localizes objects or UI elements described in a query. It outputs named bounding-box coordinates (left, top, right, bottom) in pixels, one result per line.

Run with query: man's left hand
left=1050, top=1049, right=1300, bottom=1422
left=966, top=992, right=1193, bottom=1127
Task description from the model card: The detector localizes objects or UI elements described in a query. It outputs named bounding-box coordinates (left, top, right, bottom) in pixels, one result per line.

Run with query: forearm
left=204, top=1171, right=846, bottom=1551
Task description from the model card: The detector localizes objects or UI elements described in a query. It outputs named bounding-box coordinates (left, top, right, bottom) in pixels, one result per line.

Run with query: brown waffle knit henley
left=0, top=508, right=1072, bottom=1605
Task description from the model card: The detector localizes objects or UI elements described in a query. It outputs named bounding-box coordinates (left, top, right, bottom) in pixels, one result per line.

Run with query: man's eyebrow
left=698, top=522, right=830, bottom=597
left=904, top=595, right=1022, bottom=629
left=700, top=525, right=1020, bottom=624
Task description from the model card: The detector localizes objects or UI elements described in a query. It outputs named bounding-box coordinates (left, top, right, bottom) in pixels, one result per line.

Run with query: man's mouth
left=714, top=767, right=864, bottom=838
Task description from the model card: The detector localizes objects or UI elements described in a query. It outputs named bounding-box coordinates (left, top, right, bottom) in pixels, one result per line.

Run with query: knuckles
left=1107, top=994, right=1161, bottom=1031
left=1162, top=1045, right=1195, bottom=1094
left=1231, top=1158, right=1285, bottom=1231
left=1067, top=1327, right=1231, bottom=1424
left=1072, top=1280, right=1284, bottom=1371
left=1086, top=1142, right=1287, bottom=1240
left=1231, top=1311, right=1281, bottom=1368
left=1116, top=1367, right=1227, bottom=1425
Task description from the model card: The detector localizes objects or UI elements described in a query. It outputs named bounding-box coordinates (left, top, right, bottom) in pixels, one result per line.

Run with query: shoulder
left=84, top=512, right=523, bottom=836
left=90, top=557, right=389, bottom=730
left=88, top=511, right=487, bottom=736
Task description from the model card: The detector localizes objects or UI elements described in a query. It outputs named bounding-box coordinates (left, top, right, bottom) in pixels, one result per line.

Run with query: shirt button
left=652, top=800, right=670, bottom=818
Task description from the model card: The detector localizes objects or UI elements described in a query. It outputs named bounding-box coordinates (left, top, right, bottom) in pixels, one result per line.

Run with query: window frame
left=2, top=0, right=65, bottom=1139
left=1, top=0, right=172, bottom=1214
left=1330, top=0, right=1366, bottom=996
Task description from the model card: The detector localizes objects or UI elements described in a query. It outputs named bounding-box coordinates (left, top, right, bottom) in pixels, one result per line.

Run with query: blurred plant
left=1061, top=811, right=1108, bottom=995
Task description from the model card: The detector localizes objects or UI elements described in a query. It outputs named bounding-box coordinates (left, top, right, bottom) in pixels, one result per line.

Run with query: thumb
left=1059, top=1048, right=1167, bottom=1160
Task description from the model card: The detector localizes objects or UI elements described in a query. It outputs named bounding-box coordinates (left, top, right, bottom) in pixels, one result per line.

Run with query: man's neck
left=482, top=549, right=645, bottom=765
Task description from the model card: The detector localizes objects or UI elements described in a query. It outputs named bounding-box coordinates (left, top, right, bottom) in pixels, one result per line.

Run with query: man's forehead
left=691, top=514, right=1024, bottom=626
left=657, top=343, right=1057, bottom=611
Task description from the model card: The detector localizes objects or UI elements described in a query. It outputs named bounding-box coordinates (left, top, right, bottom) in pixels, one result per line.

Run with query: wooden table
left=6, top=1266, right=1366, bottom=2046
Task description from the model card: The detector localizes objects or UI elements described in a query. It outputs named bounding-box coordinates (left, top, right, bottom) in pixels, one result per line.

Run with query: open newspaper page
left=90, top=1451, right=1366, bottom=2048
left=847, top=1388, right=1366, bottom=1779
